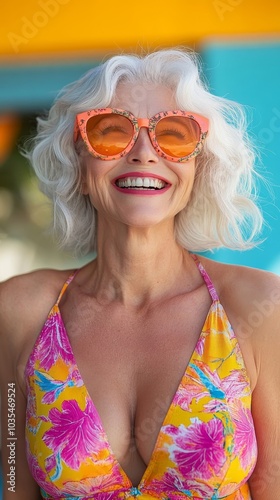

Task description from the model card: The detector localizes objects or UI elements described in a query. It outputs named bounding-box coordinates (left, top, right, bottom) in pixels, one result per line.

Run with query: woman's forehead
left=109, top=81, right=177, bottom=117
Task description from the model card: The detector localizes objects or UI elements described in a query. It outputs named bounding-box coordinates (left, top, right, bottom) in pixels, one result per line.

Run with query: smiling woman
left=0, top=48, right=280, bottom=500
left=26, top=50, right=262, bottom=255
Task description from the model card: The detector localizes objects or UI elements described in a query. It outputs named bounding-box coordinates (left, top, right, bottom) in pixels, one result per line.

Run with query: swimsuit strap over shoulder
left=55, top=269, right=79, bottom=306
left=191, top=253, right=219, bottom=302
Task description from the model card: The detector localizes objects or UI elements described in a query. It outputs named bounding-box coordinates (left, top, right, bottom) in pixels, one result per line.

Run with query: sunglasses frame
left=74, top=108, right=209, bottom=162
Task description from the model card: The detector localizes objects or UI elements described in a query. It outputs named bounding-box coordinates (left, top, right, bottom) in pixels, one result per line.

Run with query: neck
left=88, top=218, right=194, bottom=308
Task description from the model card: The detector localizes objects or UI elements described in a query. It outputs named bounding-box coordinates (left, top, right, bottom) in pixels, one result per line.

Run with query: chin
left=116, top=212, right=173, bottom=229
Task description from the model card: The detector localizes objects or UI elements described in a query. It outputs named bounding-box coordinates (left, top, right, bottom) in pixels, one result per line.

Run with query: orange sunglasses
left=74, top=108, right=209, bottom=163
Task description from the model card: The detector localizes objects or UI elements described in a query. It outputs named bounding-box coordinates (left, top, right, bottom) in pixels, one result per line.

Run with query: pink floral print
left=37, top=311, right=74, bottom=371
left=63, top=472, right=126, bottom=496
left=232, top=401, right=258, bottom=470
left=43, top=399, right=108, bottom=470
left=25, top=259, right=257, bottom=499
left=166, top=419, right=226, bottom=479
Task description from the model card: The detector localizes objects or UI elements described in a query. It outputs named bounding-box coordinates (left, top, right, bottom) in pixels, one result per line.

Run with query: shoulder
left=0, top=268, right=76, bottom=392
left=199, top=255, right=280, bottom=309
left=200, top=255, right=280, bottom=385
left=0, top=268, right=73, bottom=345
left=0, top=267, right=73, bottom=315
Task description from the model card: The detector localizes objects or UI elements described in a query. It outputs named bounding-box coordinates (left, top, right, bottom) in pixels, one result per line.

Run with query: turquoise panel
left=201, top=42, right=280, bottom=273
left=0, top=60, right=98, bottom=112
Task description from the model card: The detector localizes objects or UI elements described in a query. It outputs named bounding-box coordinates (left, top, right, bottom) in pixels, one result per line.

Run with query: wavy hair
left=25, top=48, right=263, bottom=255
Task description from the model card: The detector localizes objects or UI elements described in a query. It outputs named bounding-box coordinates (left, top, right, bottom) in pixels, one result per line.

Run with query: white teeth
left=116, top=177, right=167, bottom=189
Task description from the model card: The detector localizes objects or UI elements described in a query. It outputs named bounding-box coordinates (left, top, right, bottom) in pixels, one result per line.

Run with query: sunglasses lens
left=86, top=113, right=134, bottom=156
left=155, top=116, right=201, bottom=158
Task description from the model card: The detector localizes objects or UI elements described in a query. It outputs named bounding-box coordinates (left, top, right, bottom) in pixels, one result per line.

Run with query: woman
left=1, top=49, right=280, bottom=500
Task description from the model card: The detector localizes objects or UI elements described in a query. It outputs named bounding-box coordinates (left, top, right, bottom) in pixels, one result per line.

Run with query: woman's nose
left=126, top=128, right=159, bottom=164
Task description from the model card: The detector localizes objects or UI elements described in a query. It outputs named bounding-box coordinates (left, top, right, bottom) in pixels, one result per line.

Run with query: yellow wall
left=1, top=0, right=279, bottom=58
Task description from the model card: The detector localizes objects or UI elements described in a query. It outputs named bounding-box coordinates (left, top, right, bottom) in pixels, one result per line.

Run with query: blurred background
left=0, top=0, right=280, bottom=493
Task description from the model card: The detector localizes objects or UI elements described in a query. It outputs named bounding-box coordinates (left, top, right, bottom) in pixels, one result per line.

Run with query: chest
left=57, top=294, right=210, bottom=457
left=63, top=295, right=210, bottom=394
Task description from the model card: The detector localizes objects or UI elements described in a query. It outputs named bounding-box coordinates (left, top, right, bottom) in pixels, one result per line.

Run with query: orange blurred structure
left=0, top=0, right=279, bottom=59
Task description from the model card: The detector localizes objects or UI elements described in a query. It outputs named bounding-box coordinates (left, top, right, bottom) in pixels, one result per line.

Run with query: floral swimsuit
left=25, top=255, right=257, bottom=499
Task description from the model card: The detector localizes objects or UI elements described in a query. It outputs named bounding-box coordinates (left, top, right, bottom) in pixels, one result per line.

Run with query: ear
left=80, top=164, right=89, bottom=195
left=81, top=177, right=89, bottom=195
left=81, top=183, right=89, bottom=195
left=79, top=150, right=89, bottom=195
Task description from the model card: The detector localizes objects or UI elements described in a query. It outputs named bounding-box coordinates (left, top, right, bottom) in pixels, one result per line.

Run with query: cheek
left=81, top=158, right=107, bottom=195
left=174, top=159, right=196, bottom=188
left=82, top=169, right=115, bottom=211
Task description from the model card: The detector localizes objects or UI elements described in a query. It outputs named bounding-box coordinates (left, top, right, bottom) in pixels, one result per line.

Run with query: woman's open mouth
left=112, top=172, right=171, bottom=195
left=115, top=176, right=167, bottom=190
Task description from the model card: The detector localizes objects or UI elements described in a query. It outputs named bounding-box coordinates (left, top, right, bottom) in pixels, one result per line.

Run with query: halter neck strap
left=191, top=254, right=219, bottom=302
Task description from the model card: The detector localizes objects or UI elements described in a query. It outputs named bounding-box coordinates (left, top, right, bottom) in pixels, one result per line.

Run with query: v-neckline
left=55, top=298, right=217, bottom=490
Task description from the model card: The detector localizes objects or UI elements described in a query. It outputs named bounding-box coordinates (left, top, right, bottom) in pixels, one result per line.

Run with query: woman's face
left=81, top=82, right=196, bottom=229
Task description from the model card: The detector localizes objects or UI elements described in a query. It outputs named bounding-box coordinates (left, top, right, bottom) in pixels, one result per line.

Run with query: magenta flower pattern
left=43, top=399, right=108, bottom=470
left=232, top=400, right=258, bottom=470
left=63, top=472, right=126, bottom=496
left=25, top=260, right=257, bottom=499
left=36, top=312, right=73, bottom=371
left=166, top=419, right=226, bottom=479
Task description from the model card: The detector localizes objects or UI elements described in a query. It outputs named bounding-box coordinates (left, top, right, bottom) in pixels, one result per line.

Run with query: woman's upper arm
left=0, top=278, right=42, bottom=499
left=248, top=276, right=280, bottom=499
